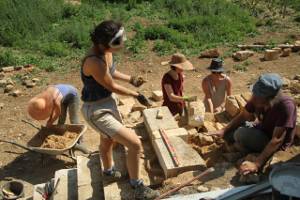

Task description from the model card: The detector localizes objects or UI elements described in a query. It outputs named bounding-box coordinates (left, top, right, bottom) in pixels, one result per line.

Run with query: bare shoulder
left=83, top=56, right=107, bottom=76
left=202, top=75, right=210, bottom=84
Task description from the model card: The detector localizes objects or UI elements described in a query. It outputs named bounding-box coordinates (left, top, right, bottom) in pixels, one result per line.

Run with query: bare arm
left=46, top=88, right=63, bottom=126
left=202, top=78, right=214, bottom=113
left=84, top=58, right=138, bottom=97
left=255, top=127, right=286, bottom=168
left=164, top=84, right=184, bottom=103
left=223, top=109, right=253, bottom=136
left=226, top=77, right=232, bottom=96
left=112, top=70, right=131, bottom=82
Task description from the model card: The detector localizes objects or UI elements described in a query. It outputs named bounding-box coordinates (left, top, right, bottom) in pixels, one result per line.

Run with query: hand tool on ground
left=159, top=128, right=180, bottom=167
left=155, top=167, right=215, bottom=200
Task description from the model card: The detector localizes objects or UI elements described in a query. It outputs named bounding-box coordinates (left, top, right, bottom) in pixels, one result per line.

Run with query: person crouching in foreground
left=212, top=73, right=297, bottom=175
left=27, top=84, right=80, bottom=127
left=162, top=53, right=195, bottom=116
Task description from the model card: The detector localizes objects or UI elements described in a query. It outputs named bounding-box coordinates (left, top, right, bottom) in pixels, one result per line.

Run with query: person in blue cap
left=212, top=73, right=297, bottom=175
left=202, top=58, right=232, bottom=113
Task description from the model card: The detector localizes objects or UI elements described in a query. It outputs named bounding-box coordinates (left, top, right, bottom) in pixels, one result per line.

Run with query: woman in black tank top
left=81, top=20, right=159, bottom=199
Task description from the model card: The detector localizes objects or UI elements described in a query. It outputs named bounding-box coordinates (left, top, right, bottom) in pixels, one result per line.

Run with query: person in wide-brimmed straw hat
left=202, top=58, right=232, bottom=113
left=161, top=53, right=194, bottom=116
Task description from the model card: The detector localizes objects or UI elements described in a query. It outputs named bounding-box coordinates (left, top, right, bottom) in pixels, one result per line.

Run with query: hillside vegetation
left=0, top=0, right=298, bottom=71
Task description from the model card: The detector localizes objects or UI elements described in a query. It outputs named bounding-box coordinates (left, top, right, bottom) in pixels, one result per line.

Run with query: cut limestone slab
left=33, top=183, right=47, bottom=200
left=264, top=49, right=280, bottom=61
left=153, top=136, right=206, bottom=178
left=77, top=155, right=104, bottom=200
left=143, top=106, right=178, bottom=135
left=187, top=101, right=205, bottom=128
left=53, top=168, right=77, bottom=200
left=232, top=50, right=254, bottom=61
left=151, top=128, right=188, bottom=140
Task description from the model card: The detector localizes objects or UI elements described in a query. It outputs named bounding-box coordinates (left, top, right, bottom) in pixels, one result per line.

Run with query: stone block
left=77, top=155, right=103, bottom=200
left=143, top=106, right=178, bottom=135
left=204, top=112, right=215, bottom=122
left=151, top=90, right=163, bottom=102
left=292, top=40, right=300, bottom=52
left=4, top=84, right=14, bottom=93
left=187, top=101, right=205, bottom=128
left=0, top=79, right=7, bottom=87
left=151, top=128, right=188, bottom=140
left=235, top=95, right=247, bottom=109
left=199, top=48, right=220, bottom=58
left=10, top=90, right=22, bottom=97
left=264, top=49, right=280, bottom=61
left=203, top=121, right=217, bottom=132
left=225, top=96, right=240, bottom=117
left=232, top=50, right=254, bottom=61
left=1, top=66, right=14, bottom=72
left=241, top=92, right=252, bottom=102
left=131, top=103, right=147, bottom=112
left=281, top=48, right=292, bottom=57
left=153, top=136, right=206, bottom=178
left=119, top=97, right=136, bottom=106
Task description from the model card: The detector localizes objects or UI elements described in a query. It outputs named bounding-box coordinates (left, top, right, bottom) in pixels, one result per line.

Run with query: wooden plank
left=153, top=136, right=206, bottom=178
left=53, top=168, right=77, bottom=200
left=143, top=107, right=178, bottom=136
left=151, top=128, right=188, bottom=140
left=77, top=155, right=104, bottom=200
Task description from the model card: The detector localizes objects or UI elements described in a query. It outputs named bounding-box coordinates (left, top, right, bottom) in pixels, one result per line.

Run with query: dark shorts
left=224, top=122, right=271, bottom=153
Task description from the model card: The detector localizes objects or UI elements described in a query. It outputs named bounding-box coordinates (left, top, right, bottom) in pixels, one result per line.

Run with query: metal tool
left=159, top=128, right=180, bottom=167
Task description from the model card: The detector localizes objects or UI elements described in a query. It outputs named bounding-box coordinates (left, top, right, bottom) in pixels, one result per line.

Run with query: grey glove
left=136, top=93, right=152, bottom=107
left=130, top=76, right=146, bottom=87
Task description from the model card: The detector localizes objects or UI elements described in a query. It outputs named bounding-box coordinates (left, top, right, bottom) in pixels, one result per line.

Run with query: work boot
left=103, top=168, right=127, bottom=184
left=134, top=184, right=160, bottom=200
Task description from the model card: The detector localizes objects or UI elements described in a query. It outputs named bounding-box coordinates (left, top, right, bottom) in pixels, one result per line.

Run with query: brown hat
left=168, top=53, right=194, bottom=71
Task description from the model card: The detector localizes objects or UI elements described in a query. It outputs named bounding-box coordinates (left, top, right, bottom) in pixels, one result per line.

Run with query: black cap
left=207, top=58, right=225, bottom=72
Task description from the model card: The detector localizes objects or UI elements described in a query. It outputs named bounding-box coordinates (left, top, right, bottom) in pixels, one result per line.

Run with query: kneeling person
left=27, top=84, right=80, bottom=127
left=214, top=73, right=297, bottom=175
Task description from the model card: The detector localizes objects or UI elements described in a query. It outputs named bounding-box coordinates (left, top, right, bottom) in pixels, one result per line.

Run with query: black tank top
left=81, top=54, right=116, bottom=102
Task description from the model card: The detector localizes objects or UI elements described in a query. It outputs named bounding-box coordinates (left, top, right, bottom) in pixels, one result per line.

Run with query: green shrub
left=42, top=42, right=68, bottom=57
left=58, top=22, right=91, bottom=49
left=0, top=50, right=17, bottom=67
left=233, top=64, right=248, bottom=72
left=62, top=4, right=80, bottom=18
left=0, top=0, right=64, bottom=47
left=153, top=40, right=175, bottom=56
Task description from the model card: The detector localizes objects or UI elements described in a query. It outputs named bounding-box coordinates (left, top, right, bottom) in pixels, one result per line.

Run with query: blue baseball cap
left=251, top=73, right=283, bottom=98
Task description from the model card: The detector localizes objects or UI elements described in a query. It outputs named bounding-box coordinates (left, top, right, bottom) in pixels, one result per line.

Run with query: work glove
left=130, top=76, right=146, bottom=87
left=183, top=96, right=197, bottom=102
left=136, top=93, right=152, bottom=107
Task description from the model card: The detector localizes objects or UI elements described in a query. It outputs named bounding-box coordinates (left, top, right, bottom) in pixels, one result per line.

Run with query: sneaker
left=134, top=184, right=160, bottom=200
left=103, top=169, right=127, bottom=184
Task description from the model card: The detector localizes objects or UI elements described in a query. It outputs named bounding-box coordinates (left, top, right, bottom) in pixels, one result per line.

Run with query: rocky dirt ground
left=0, top=31, right=300, bottom=199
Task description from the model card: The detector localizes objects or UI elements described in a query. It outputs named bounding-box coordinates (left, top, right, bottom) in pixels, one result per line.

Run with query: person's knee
left=233, top=127, right=248, bottom=144
left=128, top=139, right=142, bottom=154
